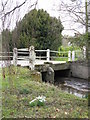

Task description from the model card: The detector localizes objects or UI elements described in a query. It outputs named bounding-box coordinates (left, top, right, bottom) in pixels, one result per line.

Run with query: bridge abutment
left=42, top=67, right=54, bottom=84
left=46, top=67, right=54, bottom=84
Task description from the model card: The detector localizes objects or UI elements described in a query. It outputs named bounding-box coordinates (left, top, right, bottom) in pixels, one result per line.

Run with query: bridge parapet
left=35, top=62, right=70, bottom=72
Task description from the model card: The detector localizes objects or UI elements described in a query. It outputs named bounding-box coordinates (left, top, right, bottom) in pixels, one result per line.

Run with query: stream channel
left=54, top=76, right=90, bottom=98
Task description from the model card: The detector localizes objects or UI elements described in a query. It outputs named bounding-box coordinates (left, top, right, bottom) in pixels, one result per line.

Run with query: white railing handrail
left=0, top=49, right=72, bottom=60
left=0, top=56, right=13, bottom=57
left=35, top=50, right=47, bottom=52
left=17, top=49, right=70, bottom=53
left=0, top=52, right=13, bottom=54
left=16, top=48, right=76, bottom=54
left=18, top=48, right=28, bottom=51
left=18, top=52, right=29, bottom=54
left=50, top=50, right=69, bottom=54
left=1, top=48, right=84, bottom=64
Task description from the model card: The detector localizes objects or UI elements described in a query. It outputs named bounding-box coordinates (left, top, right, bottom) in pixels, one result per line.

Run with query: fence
left=0, top=47, right=85, bottom=67
left=17, top=48, right=75, bottom=62
left=0, top=52, right=13, bottom=59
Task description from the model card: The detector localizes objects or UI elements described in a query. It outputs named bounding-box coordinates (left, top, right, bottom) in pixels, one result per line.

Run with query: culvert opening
left=55, top=69, right=70, bottom=77
left=54, top=69, right=70, bottom=83
left=41, top=69, right=70, bottom=83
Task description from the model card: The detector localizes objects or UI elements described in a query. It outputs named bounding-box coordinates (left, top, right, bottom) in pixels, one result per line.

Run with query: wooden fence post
left=68, top=51, right=71, bottom=61
left=47, top=49, right=50, bottom=61
left=13, top=48, right=17, bottom=66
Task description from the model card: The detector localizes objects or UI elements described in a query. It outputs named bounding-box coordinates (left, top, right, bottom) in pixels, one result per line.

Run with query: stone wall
left=70, top=61, right=90, bottom=80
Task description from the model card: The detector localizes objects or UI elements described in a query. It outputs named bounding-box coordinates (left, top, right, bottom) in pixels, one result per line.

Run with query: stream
left=54, top=77, right=90, bottom=98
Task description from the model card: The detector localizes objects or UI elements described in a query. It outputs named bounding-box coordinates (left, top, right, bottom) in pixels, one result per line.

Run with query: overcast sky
left=37, top=0, right=85, bottom=36
left=0, top=0, right=86, bottom=36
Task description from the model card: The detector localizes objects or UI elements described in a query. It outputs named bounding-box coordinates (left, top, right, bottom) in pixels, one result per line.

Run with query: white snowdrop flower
left=65, top=112, right=68, bottom=115
left=39, top=99, right=43, bottom=102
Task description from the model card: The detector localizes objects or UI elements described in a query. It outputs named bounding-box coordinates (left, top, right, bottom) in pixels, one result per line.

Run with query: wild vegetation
left=69, top=32, right=90, bottom=49
left=1, top=66, right=89, bottom=118
left=52, top=46, right=82, bottom=61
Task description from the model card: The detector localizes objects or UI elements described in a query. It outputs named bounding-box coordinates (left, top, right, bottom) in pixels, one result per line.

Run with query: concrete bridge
left=13, top=47, right=72, bottom=83
left=14, top=58, right=89, bottom=83
left=35, top=61, right=70, bottom=84
left=13, top=59, right=70, bottom=83
left=0, top=47, right=89, bottom=83
left=35, top=61, right=70, bottom=72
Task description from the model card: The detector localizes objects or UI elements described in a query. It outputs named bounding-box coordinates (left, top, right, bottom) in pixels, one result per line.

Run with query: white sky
left=0, top=0, right=86, bottom=36
left=37, top=0, right=85, bottom=36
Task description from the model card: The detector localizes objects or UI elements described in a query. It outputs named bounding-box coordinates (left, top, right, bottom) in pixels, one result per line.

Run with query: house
left=62, top=36, right=71, bottom=47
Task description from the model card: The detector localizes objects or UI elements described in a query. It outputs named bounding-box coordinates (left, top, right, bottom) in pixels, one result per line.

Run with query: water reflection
left=55, top=77, right=90, bottom=98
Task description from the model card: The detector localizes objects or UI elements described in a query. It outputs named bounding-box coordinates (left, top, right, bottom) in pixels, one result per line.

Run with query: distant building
left=62, top=36, right=71, bottom=47
left=74, top=33, right=80, bottom=37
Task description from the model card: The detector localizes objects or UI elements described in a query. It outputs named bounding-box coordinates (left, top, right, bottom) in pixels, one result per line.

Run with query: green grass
left=54, top=57, right=79, bottom=62
left=55, top=57, right=68, bottom=61
left=1, top=66, right=89, bottom=118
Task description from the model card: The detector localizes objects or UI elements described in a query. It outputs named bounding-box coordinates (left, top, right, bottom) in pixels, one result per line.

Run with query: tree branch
left=4, top=0, right=28, bottom=17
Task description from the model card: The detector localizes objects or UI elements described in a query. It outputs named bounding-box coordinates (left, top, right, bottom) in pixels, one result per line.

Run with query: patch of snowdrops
left=29, top=96, right=46, bottom=107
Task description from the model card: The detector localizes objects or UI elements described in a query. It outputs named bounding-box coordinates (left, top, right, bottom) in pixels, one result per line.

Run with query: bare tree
left=57, top=0, right=90, bottom=63
left=54, top=0, right=90, bottom=35
left=0, top=0, right=38, bottom=30
left=0, top=0, right=38, bottom=52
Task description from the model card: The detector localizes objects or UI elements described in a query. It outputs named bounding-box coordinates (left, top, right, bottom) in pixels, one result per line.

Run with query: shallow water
left=55, top=77, right=90, bottom=98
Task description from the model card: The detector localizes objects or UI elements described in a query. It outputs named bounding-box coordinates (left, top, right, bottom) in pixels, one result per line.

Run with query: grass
left=55, top=57, right=68, bottom=62
left=54, top=57, right=78, bottom=62
left=0, top=66, right=89, bottom=118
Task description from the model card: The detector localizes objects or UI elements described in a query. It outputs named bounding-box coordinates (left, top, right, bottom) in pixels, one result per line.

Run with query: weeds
left=1, top=66, right=89, bottom=118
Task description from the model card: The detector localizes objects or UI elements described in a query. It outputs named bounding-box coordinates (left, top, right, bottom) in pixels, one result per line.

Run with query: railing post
left=83, top=46, right=86, bottom=59
left=47, top=49, right=50, bottom=61
left=68, top=51, right=71, bottom=61
left=29, top=46, right=36, bottom=70
left=72, top=51, right=75, bottom=61
left=13, top=48, right=17, bottom=66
